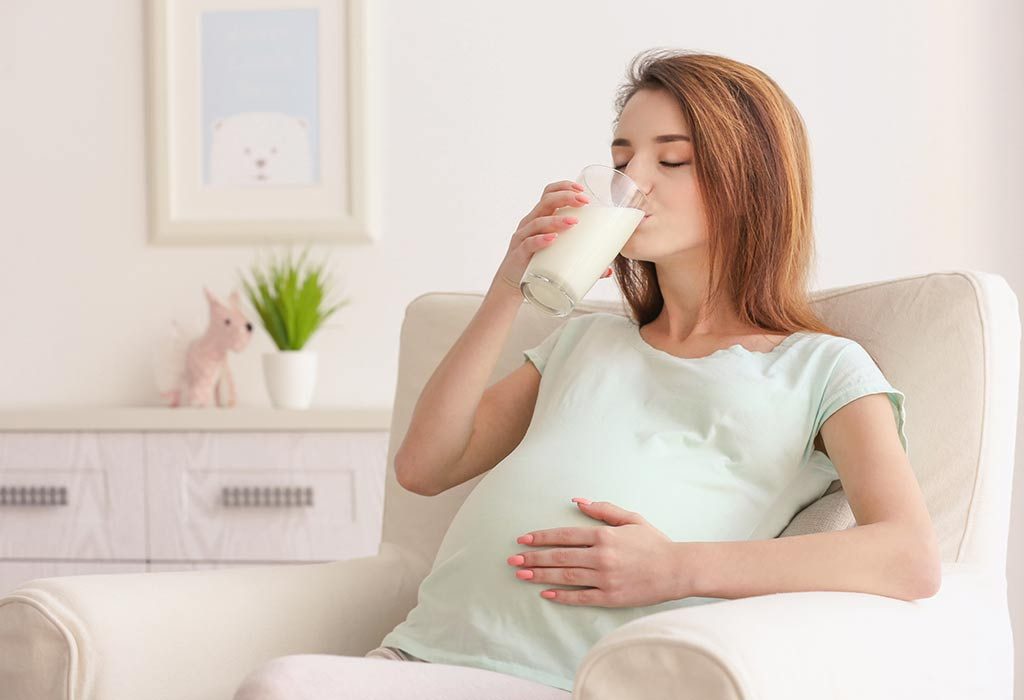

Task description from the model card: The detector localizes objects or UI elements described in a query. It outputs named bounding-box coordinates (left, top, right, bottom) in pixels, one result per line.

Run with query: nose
left=255, top=159, right=265, bottom=168
left=619, top=164, right=652, bottom=197
left=632, top=173, right=654, bottom=197
left=246, top=322, right=253, bottom=332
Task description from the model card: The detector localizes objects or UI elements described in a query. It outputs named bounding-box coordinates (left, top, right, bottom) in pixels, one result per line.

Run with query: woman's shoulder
left=812, top=332, right=877, bottom=355
left=792, top=330, right=859, bottom=351
left=789, top=332, right=884, bottom=377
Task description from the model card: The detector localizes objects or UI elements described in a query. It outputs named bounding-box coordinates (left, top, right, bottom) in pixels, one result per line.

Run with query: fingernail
left=517, top=534, right=534, bottom=544
left=572, top=183, right=585, bottom=191
left=571, top=497, right=592, bottom=505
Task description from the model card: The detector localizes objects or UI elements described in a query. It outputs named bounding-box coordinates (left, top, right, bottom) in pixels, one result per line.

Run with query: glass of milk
left=520, top=164, right=648, bottom=316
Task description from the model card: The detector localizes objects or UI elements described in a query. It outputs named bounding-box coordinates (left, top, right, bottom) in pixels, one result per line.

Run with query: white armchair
left=0, top=269, right=1018, bottom=699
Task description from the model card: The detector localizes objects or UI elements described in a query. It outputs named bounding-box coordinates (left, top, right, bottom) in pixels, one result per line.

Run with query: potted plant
left=239, top=246, right=350, bottom=409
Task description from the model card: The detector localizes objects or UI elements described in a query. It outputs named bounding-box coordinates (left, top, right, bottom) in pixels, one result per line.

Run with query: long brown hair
left=611, top=49, right=840, bottom=338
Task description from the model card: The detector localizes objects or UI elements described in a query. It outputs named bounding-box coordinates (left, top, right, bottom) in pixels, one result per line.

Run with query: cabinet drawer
left=0, top=433, right=146, bottom=559
left=145, top=432, right=387, bottom=561
left=0, top=560, right=147, bottom=596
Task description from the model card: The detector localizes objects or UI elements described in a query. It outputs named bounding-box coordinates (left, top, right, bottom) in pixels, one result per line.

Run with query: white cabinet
left=0, top=408, right=391, bottom=595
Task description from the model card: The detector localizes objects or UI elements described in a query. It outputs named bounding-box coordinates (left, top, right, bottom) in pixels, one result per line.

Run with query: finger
left=514, top=566, right=601, bottom=587
left=522, top=231, right=559, bottom=252
left=521, top=212, right=579, bottom=237
left=542, top=188, right=590, bottom=212
left=543, top=180, right=586, bottom=195
left=523, top=190, right=590, bottom=226
left=509, top=546, right=594, bottom=569
left=517, top=527, right=597, bottom=547
left=539, top=587, right=606, bottom=606
left=511, top=217, right=572, bottom=247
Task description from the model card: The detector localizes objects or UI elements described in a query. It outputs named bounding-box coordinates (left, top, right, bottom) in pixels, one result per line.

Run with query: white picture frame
left=145, top=0, right=375, bottom=245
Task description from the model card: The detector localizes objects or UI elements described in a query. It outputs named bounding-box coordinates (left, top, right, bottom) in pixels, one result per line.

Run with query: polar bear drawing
left=208, top=111, right=314, bottom=186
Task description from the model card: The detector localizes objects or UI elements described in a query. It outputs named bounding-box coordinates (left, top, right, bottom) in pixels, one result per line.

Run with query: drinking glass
left=520, top=164, right=648, bottom=317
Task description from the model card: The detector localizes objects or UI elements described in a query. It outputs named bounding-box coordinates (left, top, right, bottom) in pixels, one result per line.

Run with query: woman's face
left=611, top=88, right=708, bottom=262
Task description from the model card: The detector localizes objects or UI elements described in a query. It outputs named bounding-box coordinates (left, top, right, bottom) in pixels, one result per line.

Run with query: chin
left=622, top=240, right=705, bottom=264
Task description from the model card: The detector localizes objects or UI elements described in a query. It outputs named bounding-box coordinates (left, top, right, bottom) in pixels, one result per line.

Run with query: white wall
left=2, top=0, right=1022, bottom=694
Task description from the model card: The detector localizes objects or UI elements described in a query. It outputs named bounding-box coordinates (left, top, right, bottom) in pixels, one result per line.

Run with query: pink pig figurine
left=161, top=287, right=254, bottom=408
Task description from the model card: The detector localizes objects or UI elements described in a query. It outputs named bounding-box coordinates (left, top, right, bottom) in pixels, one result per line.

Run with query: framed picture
left=145, top=0, right=374, bottom=244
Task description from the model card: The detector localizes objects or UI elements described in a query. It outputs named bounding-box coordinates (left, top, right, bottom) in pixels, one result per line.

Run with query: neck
left=652, top=250, right=744, bottom=341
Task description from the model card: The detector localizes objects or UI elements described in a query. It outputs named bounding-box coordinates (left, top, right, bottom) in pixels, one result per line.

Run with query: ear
left=204, top=286, right=220, bottom=306
left=228, top=290, right=241, bottom=307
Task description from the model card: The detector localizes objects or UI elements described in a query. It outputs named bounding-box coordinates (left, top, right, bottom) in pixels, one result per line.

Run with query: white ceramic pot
left=262, top=350, right=318, bottom=409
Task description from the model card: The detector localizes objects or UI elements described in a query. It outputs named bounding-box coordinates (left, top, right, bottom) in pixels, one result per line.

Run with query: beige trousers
left=231, top=649, right=573, bottom=699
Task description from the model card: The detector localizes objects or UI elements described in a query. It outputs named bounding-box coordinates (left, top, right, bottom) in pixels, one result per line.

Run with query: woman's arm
left=395, top=275, right=525, bottom=495
left=675, top=393, right=941, bottom=602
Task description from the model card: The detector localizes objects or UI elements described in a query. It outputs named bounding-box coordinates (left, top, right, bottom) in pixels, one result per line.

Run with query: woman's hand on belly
left=505, top=498, right=692, bottom=608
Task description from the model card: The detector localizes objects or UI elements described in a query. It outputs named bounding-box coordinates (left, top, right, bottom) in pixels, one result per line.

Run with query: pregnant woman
left=233, top=48, right=940, bottom=699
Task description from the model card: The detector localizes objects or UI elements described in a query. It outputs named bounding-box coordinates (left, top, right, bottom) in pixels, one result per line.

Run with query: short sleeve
left=812, top=341, right=909, bottom=457
left=523, top=323, right=566, bottom=375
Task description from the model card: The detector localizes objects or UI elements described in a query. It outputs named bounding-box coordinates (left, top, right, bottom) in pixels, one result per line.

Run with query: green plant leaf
left=238, top=246, right=349, bottom=352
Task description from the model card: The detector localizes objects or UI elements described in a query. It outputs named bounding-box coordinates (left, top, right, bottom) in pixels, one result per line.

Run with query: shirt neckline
left=627, top=318, right=808, bottom=362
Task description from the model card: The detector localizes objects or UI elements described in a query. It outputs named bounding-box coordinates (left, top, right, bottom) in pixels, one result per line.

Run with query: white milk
left=522, top=204, right=645, bottom=315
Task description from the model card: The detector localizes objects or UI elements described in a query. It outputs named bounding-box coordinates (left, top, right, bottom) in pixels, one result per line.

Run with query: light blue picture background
left=201, top=8, right=320, bottom=183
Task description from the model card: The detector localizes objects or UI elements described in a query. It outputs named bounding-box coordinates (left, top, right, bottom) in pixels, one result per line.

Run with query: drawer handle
left=221, top=486, right=314, bottom=508
left=0, top=485, right=68, bottom=507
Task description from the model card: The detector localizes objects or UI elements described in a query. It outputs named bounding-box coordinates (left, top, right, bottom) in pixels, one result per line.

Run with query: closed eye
left=613, top=161, right=691, bottom=170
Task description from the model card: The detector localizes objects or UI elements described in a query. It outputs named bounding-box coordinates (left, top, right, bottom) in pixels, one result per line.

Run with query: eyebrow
left=611, top=134, right=691, bottom=147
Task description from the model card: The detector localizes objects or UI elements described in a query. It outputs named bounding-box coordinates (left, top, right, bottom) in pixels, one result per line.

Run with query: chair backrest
left=380, top=270, right=1020, bottom=580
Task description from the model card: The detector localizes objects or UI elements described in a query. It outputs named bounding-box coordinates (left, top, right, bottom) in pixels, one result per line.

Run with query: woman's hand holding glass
left=494, top=180, right=612, bottom=297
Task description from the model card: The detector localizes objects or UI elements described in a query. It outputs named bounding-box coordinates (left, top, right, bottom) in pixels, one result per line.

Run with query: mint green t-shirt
left=381, top=311, right=908, bottom=691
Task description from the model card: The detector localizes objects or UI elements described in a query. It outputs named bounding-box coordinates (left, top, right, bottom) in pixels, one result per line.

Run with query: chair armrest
left=0, top=542, right=424, bottom=700
left=574, top=563, right=1013, bottom=700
